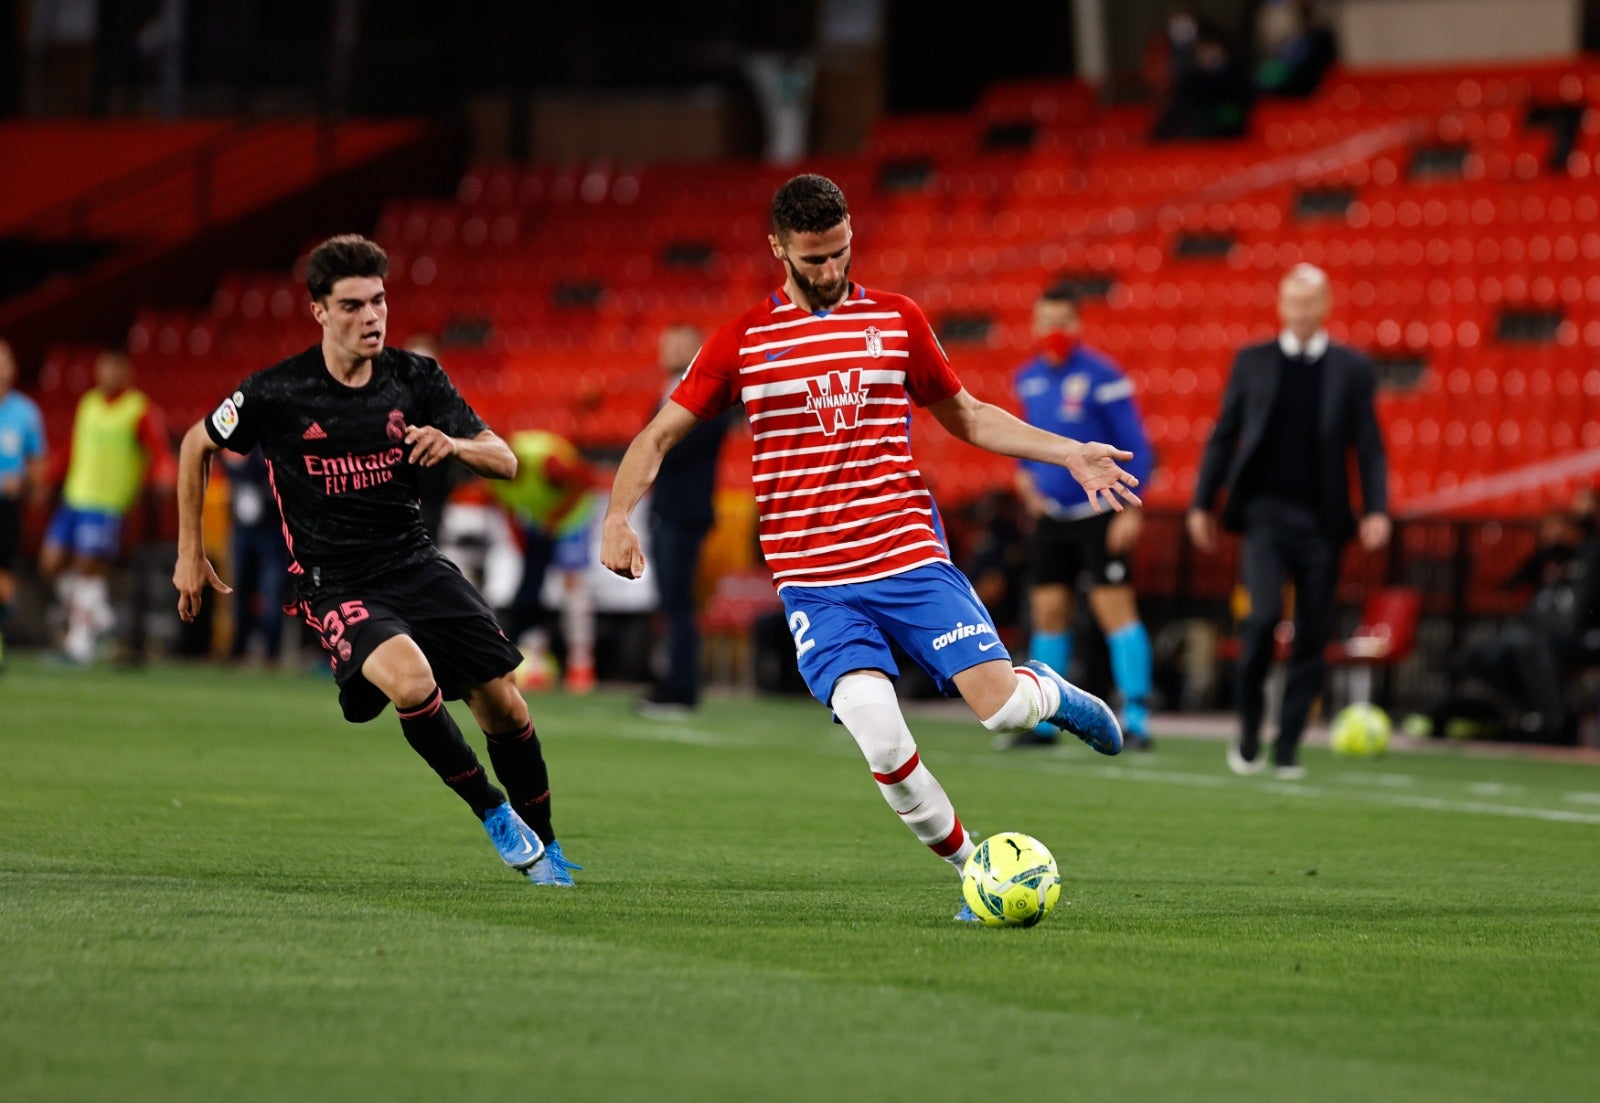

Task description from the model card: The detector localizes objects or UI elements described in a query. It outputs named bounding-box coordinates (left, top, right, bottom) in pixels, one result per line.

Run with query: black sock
left=484, top=721, right=553, bottom=844
left=396, top=688, right=505, bottom=817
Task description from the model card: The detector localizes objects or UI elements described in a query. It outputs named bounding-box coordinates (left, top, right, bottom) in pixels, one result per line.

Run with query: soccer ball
left=961, top=832, right=1061, bottom=927
left=1330, top=702, right=1391, bottom=757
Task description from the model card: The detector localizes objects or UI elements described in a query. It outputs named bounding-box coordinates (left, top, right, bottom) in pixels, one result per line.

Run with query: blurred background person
left=220, top=446, right=287, bottom=667
left=1253, top=0, right=1339, bottom=98
left=1439, top=494, right=1600, bottom=744
left=39, top=349, right=173, bottom=665
left=637, top=322, right=735, bottom=718
left=1188, top=264, right=1390, bottom=779
left=1150, top=9, right=1254, bottom=141
left=491, top=428, right=601, bottom=693
left=1009, top=286, right=1155, bottom=750
left=958, top=487, right=1030, bottom=648
left=0, top=337, right=48, bottom=671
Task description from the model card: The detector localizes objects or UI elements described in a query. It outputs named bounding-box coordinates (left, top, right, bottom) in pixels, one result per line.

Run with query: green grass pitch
left=2, top=657, right=1597, bottom=1102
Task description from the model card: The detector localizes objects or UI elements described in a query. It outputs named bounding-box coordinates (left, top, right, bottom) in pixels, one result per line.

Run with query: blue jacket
left=1014, top=345, right=1152, bottom=518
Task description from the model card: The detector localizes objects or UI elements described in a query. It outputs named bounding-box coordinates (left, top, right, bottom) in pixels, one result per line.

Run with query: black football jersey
left=203, top=345, right=488, bottom=596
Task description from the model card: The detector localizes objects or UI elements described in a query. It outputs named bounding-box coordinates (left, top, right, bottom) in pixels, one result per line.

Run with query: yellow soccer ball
left=961, top=832, right=1061, bottom=927
left=1330, top=702, right=1392, bottom=757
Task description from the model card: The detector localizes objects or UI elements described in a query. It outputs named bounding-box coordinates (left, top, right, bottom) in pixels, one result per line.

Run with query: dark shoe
left=1270, top=740, right=1306, bottom=779
left=1126, top=731, right=1154, bottom=752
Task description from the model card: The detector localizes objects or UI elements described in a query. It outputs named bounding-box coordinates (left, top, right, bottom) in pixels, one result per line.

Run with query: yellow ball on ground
left=961, top=832, right=1061, bottom=927
left=1330, top=702, right=1392, bottom=757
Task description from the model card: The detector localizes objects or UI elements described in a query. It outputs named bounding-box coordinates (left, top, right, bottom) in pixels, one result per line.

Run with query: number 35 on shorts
left=317, top=599, right=370, bottom=646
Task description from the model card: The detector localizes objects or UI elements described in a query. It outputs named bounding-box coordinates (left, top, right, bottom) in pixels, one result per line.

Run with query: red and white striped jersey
left=672, top=285, right=963, bottom=589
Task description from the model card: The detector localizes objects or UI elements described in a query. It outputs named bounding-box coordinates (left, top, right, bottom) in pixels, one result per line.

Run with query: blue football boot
left=526, top=839, right=582, bottom=887
left=482, top=802, right=544, bottom=870
left=1025, top=660, right=1123, bottom=755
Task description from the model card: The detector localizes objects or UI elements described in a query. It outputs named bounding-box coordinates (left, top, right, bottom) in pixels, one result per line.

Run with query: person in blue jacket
left=1010, top=286, right=1155, bottom=748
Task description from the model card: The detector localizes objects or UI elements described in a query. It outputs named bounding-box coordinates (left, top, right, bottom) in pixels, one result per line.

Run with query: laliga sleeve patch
left=211, top=397, right=240, bottom=439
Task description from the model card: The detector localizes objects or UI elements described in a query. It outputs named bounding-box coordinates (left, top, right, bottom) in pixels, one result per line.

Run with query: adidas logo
left=302, top=421, right=327, bottom=440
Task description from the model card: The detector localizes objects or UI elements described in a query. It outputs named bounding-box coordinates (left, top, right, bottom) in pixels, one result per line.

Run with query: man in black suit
left=636, top=323, right=736, bottom=717
left=1187, top=264, right=1390, bottom=778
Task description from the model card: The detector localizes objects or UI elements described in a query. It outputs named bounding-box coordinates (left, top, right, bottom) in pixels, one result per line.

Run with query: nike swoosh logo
left=764, top=346, right=797, bottom=361
left=977, top=640, right=1004, bottom=651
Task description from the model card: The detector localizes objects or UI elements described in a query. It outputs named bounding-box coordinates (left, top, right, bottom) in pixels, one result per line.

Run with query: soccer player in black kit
left=172, top=234, right=580, bottom=886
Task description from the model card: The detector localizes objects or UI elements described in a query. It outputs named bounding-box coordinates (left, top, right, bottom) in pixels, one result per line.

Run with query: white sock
left=79, top=575, right=111, bottom=632
left=61, top=575, right=94, bottom=661
left=831, top=673, right=974, bottom=870
left=561, top=572, right=594, bottom=670
left=981, top=668, right=1060, bottom=734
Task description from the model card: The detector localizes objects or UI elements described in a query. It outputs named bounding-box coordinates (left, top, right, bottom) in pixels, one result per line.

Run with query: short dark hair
left=772, top=174, right=849, bottom=238
left=1040, top=283, right=1082, bottom=310
left=305, top=234, right=389, bottom=300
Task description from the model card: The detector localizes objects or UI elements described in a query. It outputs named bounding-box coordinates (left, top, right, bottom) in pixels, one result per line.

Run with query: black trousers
left=649, top=513, right=712, bottom=706
left=1236, top=498, right=1343, bottom=764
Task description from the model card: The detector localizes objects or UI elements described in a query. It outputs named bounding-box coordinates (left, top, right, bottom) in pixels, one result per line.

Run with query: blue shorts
left=44, top=505, right=124, bottom=560
left=780, top=560, right=1013, bottom=706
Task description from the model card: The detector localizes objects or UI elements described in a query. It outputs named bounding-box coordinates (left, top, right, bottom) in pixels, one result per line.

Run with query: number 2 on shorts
left=788, top=610, right=816, bottom=657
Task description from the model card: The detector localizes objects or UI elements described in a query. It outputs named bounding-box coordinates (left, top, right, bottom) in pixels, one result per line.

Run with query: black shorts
left=1030, top=512, right=1131, bottom=589
left=298, top=557, right=522, bottom=723
left=0, top=497, right=17, bottom=571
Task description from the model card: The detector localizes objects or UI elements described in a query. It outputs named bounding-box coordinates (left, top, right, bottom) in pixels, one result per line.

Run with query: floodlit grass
left=2, top=657, right=1597, bottom=1102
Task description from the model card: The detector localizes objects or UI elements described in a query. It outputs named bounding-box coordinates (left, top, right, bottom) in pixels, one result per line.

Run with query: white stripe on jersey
left=1094, top=378, right=1135, bottom=402
left=762, top=487, right=928, bottom=522
left=748, top=398, right=904, bottom=425
left=771, top=546, right=949, bottom=583
left=742, top=310, right=902, bottom=338
left=750, top=434, right=909, bottom=464
left=751, top=420, right=906, bottom=444
left=739, top=355, right=908, bottom=393
left=754, top=468, right=921, bottom=504
left=739, top=328, right=908, bottom=357
left=764, top=521, right=941, bottom=562
left=761, top=508, right=935, bottom=544
left=775, top=555, right=949, bottom=589
left=752, top=452, right=913, bottom=484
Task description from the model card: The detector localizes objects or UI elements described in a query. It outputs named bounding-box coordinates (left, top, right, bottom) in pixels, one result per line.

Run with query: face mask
left=1041, top=332, right=1076, bottom=362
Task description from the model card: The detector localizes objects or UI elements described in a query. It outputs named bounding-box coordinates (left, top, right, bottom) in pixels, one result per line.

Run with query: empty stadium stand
left=12, top=57, right=1600, bottom=718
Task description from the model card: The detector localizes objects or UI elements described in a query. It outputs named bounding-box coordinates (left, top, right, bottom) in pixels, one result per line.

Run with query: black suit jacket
left=1192, top=339, right=1388, bottom=542
left=651, top=404, right=735, bottom=529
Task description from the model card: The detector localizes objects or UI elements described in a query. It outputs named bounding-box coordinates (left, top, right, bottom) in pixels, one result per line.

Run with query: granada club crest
left=864, top=326, right=883, bottom=359
left=386, top=408, right=406, bottom=441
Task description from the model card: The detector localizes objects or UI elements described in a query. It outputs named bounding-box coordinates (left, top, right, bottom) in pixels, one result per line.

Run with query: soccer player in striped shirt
left=601, top=175, right=1141, bottom=919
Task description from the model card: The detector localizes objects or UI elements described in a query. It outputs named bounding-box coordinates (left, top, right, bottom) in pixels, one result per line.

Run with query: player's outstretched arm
left=927, top=388, right=1142, bottom=513
left=600, top=400, right=702, bottom=579
left=172, top=420, right=232, bottom=623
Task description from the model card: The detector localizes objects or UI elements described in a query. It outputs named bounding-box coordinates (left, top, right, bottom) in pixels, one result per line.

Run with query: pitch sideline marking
left=608, top=722, right=1600, bottom=825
